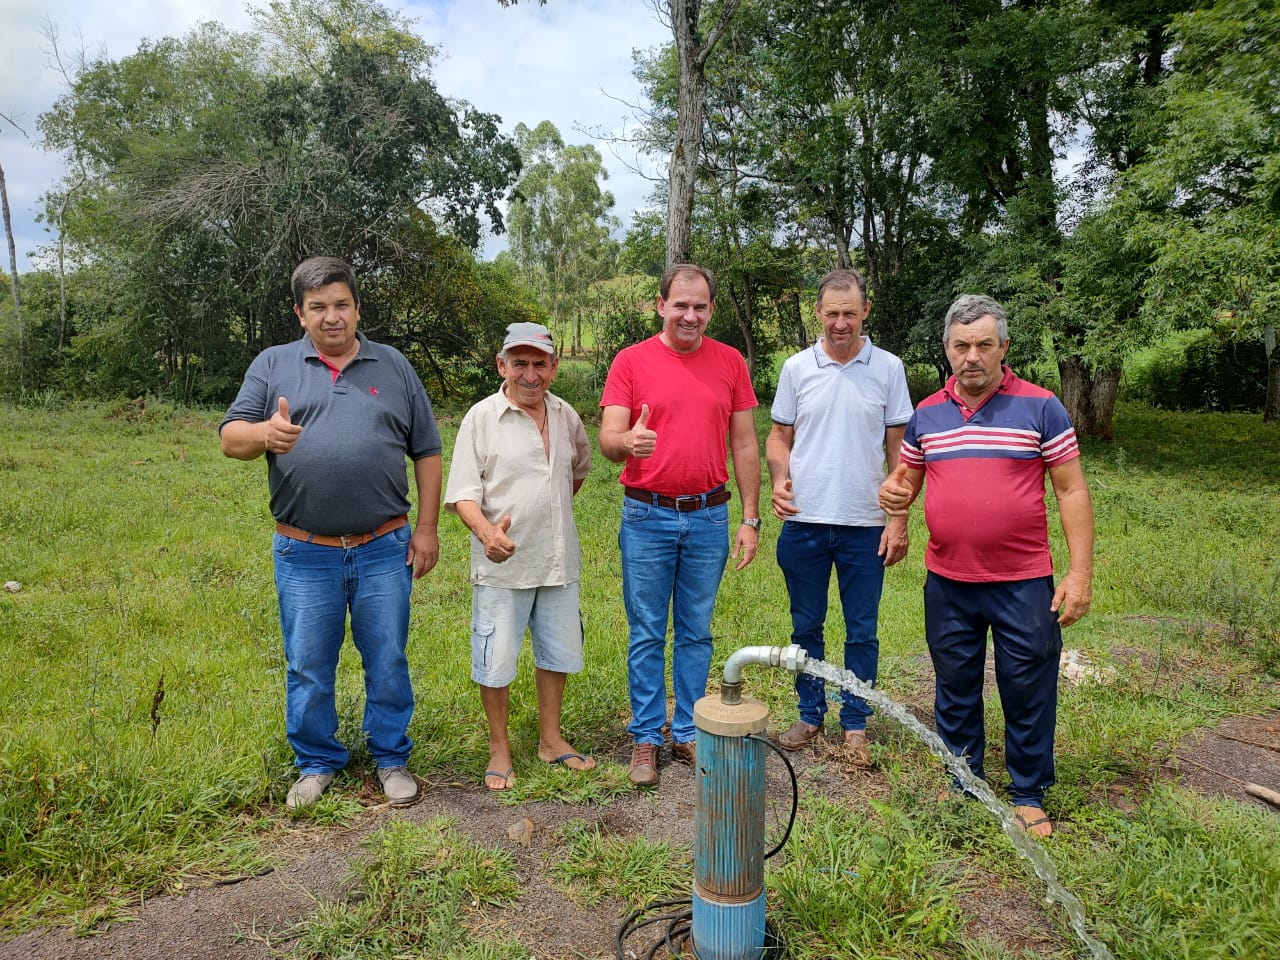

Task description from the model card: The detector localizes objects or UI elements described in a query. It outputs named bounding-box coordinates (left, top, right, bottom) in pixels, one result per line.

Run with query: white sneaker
left=286, top=773, right=335, bottom=810
left=377, top=766, right=419, bottom=805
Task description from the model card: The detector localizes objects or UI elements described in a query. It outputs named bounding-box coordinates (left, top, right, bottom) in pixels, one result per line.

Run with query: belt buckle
left=674, top=495, right=701, bottom=512
left=339, top=533, right=358, bottom=549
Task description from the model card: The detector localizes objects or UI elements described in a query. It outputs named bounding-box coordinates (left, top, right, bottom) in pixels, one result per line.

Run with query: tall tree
left=499, top=0, right=741, bottom=269
left=654, top=0, right=743, bottom=267
left=0, top=113, right=26, bottom=391
left=507, top=121, right=619, bottom=352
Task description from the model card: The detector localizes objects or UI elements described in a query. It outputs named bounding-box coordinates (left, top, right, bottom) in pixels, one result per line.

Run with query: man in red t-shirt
left=599, top=263, right=762, bottom=786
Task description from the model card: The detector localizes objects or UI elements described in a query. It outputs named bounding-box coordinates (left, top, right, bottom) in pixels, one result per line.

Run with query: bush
left=1125, top=327, right=1266, bottom=412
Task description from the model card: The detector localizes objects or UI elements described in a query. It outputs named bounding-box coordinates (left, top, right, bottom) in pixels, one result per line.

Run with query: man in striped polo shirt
left=879, top=294, right=1094, bottom=838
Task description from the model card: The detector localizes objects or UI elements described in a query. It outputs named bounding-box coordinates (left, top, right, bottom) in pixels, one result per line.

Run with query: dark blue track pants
left=924, top=572, right=1062, bottom=806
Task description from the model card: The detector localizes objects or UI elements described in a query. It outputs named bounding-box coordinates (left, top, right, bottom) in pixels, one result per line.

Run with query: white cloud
left=0, top=0, right=669, bottom=271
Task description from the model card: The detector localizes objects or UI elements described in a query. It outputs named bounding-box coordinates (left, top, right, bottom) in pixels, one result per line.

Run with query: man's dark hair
left=660, top=263, right=716, bottom=302
left=816, top=268, right=868, bottom=308
left=291, top=256, right=360, bottom=308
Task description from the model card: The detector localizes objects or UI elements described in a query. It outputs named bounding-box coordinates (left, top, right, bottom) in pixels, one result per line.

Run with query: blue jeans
left=273, top=524, right=415, bottom=774
left=924, top=573, right=1061, bottom=806
left=619, top=496, right=730, bottom=745
left=776, top=521, right=885, bottom=730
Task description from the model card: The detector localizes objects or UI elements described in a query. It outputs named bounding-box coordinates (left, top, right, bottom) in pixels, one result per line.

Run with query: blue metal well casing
left=692, top=694, right=771, bottom=960
left=691, top=886, right=767, bottom=960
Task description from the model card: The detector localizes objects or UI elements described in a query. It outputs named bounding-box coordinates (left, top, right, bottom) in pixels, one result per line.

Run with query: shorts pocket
left=470, top=618, right=496, bottom=670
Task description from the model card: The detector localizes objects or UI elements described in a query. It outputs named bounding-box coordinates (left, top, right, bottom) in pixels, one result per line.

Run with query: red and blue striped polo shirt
left=900, top=367, right=1080, bottom=583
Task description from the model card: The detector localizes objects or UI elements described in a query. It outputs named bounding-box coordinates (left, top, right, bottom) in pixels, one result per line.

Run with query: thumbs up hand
left=771, top=477, right=800, bottom=520
left=878, top=463, right=917, bottom=516
left=265, top=396, right=303, bottom=455
left=627, top=403, right=657, bottom=459
left=482, top=515, right=517, bottom=563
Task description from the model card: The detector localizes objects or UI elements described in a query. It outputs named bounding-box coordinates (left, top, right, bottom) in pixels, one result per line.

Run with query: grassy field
left=1, top=397, right=1278, bottom=957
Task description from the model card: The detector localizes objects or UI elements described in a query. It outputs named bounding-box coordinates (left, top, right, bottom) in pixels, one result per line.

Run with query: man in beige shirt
left=445, top=322, right=595, bottom=790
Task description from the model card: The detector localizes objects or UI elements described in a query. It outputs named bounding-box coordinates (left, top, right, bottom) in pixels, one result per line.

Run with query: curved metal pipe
left=720, top=644, right=807, bottom=704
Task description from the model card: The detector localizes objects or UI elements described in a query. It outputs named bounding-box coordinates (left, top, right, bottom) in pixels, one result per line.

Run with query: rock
left=506, top=817, right=535, bottom=847
left=1060, top=648, right=1115, bottom=685
left=3, top=581, right=20, bottom=594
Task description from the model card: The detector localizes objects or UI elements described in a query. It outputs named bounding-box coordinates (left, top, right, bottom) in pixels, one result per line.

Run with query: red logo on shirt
left=369, top=387, right=379, bottom=396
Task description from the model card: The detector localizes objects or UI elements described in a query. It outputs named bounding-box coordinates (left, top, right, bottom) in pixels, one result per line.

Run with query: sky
left=0, top=0, right=672, bottom=272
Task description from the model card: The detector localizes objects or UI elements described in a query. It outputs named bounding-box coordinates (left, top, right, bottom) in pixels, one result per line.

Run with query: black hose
left=747, top=733, right=799, bottom=860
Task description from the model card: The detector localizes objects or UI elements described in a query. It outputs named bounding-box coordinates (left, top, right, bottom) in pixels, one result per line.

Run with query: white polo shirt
left=445, top=387, right=591, bottom=588
left=771, top=335, right=913, bottom=527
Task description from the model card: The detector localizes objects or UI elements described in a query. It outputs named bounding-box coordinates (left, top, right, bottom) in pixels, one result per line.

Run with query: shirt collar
left=301, top=330, right=373, bottom=362
left=813, top=334, right=873, bottom=368
left=942, top=364, right=1015, bottom=414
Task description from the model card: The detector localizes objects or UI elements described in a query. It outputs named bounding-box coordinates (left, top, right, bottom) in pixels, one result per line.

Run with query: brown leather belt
left=274, top=514, right=408, bottom=548
left=624, top=486, right=731, bottom=512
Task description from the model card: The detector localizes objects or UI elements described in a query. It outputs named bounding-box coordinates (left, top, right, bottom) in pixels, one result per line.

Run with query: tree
left=655, top=0, right=743, bottom=267
left=0, top=112, right=27, bottom=392
left=1116, top=0, right=1280, bottom=421
left=507, top=121, right=619, bottom=353
left=499, top=0, right=742, bottom=268
left=37, top=0, right=521, bottom=401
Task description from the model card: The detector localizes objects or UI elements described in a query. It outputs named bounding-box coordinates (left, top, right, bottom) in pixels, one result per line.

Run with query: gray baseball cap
left=502, top=322, right=556, bottom=355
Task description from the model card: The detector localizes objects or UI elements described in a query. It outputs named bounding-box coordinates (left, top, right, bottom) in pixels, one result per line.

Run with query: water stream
left=801, top=658, right=1114, bottom=960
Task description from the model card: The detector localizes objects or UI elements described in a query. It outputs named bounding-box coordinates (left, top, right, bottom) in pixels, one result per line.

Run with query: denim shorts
left=470, top=581, right=585, bottom=687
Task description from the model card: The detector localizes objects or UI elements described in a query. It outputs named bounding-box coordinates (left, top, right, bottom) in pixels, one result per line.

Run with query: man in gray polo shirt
left=765, top=267, right=913, bottom=767
left=445, top=322, right=594, bottom=791
left=220, top=256, right=443, bottom=810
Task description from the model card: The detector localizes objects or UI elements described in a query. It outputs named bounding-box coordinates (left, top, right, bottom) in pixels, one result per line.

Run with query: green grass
left=551, top=818, right=689, bottom=907
left=1, top=398, right=1278, bottom=957
left=286, top=817, right=526, bottom=959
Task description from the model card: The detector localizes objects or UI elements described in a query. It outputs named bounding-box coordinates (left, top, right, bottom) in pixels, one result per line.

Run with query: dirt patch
left=4, top=693, right=1279, bottom=960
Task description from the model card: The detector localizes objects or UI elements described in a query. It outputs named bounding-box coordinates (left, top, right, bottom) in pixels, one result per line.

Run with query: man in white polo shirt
left=765, top=268, right=913, bottom=767
left=445, top=322, right=595, bottom=791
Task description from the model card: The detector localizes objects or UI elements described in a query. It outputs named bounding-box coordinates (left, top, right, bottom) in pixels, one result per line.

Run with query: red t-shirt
left=600, top=335, right=757, bottom=496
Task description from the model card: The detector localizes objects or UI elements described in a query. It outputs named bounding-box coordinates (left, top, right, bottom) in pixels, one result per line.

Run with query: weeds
left=551, top=819, right=688, bottom=907
left=287, top=817, right=525, bottom=959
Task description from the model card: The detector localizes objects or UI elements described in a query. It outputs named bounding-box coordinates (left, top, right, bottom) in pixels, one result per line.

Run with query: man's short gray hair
left=943, top=294, right=1008, bottom=346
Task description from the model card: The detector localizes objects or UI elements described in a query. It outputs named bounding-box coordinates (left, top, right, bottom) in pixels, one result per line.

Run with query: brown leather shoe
left=841, top=729, right=873, bottom=768
left=629, top=742, right=660, bottom=786
left=670, top=740, right=696, bottom=765
left=778, top=720, right=822, bottom=750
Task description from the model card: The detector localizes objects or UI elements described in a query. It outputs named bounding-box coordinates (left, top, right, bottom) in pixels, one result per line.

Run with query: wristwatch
left=741, top=517, right=763, bottom=531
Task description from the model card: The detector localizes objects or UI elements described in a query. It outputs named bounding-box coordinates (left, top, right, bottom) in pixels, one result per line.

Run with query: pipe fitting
left=720, top=644, right=808, bottom=703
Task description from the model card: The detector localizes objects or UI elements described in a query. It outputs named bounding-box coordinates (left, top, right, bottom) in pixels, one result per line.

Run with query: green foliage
left=27, top=0, right=521, bottom=403
left=1124, top=326, right=1268, bottom=412
left=769, top=795, right=965, bottom=958
left=1067, top=790, right=1280, bottom=960
left=507, top=121, right=620, bottom=354
left=551, top=819, right=688, bottom=907
left=289, top=817, right=526, bottom=959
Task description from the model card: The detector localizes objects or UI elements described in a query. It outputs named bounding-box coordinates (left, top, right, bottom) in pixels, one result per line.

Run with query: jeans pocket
left=622, top=499, right=650, bottom=523
left=706, top=501, right=730, bottom=528
left=273, top=533, right=295, bottom=557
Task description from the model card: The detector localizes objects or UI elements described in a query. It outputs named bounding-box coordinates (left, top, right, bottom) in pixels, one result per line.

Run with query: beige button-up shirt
left=445, top=387, right=591, bottom=588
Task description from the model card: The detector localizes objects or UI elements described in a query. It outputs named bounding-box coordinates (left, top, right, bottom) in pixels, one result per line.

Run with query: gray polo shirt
left=221, top=332, right=442, bottom=534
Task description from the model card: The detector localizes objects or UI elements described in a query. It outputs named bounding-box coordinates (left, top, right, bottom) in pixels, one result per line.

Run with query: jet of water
left=802, top=658, right=1114, bottom=960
